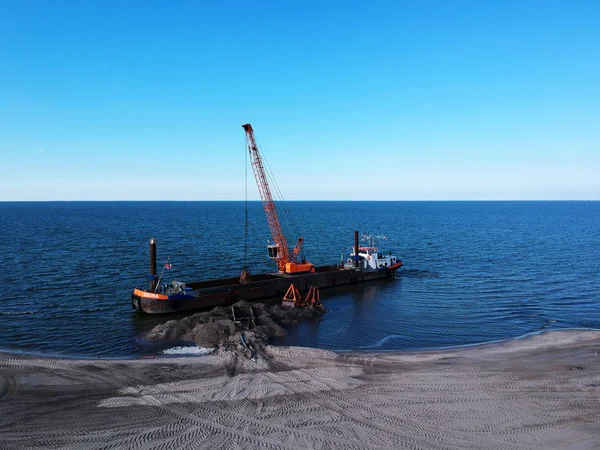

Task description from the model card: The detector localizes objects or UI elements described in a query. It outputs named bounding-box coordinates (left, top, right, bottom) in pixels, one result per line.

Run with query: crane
left=242, top=123, right=314, bottom=274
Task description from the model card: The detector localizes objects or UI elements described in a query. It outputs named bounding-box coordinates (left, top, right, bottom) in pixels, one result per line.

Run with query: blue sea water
left=0, top=201, right=598, bottom=357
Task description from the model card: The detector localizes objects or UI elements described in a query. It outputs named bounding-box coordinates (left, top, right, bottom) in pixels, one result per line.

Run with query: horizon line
left=1, top=199, right=598, bottom=203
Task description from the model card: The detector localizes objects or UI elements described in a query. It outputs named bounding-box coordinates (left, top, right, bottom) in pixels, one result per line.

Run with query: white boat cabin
left=344, top=246, right=399, bottom=271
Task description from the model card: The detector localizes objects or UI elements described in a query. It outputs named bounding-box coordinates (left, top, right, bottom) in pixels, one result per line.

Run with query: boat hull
left=132, top=263, right=402, bottom=314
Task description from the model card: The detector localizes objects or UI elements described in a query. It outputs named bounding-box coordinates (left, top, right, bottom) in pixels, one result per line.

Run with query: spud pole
left=150, top=238, right=157, bottom=291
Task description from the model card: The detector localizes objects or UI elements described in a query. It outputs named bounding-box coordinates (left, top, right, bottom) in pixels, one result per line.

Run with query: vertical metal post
left=150, top=238, right=157, bottom=291
left=354, top=231, right=359, bottom=268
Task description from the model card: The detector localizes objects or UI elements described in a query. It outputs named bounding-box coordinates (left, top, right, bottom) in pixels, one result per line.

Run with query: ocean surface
left=0, top=201, right=598, bottom=357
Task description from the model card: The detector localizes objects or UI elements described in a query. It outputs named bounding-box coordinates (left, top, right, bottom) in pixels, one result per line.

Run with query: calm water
left=0, top=201, right=598, bottom=357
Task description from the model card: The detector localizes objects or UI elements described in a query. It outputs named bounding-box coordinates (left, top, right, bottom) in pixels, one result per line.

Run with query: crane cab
left=267, top=244, right=279, bottom=260
left=267, top=244, right=314, bottom=274
left=285, top=261, right=315, bottom=274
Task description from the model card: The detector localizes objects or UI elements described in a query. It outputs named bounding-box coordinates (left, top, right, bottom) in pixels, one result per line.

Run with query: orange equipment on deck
left=304, top=286, right=321, bottom=307
left=242, top=123, right=315, bottom=274
left=282, top=283, right=302, bottom=307
left=282, top=284, right=322, bottom=309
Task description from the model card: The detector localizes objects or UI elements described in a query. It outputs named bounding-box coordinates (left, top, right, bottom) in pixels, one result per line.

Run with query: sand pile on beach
left=146, top=300, right=324, bottom=352
left=1, top=330, right=599, bottom=449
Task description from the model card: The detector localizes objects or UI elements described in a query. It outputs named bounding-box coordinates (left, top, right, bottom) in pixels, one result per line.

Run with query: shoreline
left=2, top=329, right=600, bottom=449
left=1, top=327, right=599, bottom=361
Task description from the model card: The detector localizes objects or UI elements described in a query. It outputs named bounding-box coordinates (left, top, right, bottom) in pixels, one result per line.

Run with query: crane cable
left=255, top=137, right=303, bottom=241
left=262, top=147, right=303, bottom=253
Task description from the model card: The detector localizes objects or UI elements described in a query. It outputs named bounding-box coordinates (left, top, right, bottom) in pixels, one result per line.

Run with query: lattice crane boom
left=242, top=123, right=313, bottom=274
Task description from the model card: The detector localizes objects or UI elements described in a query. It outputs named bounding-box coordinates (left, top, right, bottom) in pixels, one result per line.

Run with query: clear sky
left=1, top=0, right=599, bottom=201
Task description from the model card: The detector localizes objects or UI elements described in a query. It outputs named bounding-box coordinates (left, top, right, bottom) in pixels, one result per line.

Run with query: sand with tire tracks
left=1, top=330, right=599, bottom=449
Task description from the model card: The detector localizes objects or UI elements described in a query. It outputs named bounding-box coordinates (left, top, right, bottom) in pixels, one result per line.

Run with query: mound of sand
left=145, top=300, right=324, bottom=351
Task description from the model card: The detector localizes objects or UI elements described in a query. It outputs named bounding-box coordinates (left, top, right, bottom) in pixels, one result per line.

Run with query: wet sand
left=1, top=330, right=599, bottom=449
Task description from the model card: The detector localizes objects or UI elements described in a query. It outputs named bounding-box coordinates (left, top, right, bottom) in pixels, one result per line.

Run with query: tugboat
left=344, top=233, right=402, bottom=271
left=131, top=124, right=403, bottom=314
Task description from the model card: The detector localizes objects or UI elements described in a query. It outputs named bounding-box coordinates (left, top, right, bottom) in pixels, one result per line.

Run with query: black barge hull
left=132, top=263, right=402, bottom=314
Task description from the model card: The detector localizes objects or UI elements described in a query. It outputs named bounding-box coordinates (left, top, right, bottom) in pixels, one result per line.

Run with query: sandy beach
left=1, top=330, right=599, bottom=449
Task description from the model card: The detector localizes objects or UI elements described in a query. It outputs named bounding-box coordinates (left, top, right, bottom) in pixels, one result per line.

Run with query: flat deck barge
left=132, top=232, right=403, bottom=314
left=132, top=262, right=402, bottom=314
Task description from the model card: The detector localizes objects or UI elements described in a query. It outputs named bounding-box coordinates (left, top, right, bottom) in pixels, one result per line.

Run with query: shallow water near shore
left=0, top=201, right=599, bottom=357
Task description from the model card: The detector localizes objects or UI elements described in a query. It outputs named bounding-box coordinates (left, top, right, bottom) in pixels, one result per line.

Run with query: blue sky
left=1, top=0, right=599, bottom=200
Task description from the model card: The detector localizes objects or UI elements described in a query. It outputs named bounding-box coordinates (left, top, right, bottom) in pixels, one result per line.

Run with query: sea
left=0, top=201, right=598, bottom=358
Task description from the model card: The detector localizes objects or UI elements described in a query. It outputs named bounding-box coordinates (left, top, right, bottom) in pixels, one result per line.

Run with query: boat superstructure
left=344, top=234, right=401, bottom=271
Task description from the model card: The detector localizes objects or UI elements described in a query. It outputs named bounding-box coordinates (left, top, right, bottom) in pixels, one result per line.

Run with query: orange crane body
left=242, top=123, right=314, bottom=274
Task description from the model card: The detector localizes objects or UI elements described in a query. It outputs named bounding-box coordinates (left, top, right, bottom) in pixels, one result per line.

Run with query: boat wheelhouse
left=343, top=234, right=401, bottom=271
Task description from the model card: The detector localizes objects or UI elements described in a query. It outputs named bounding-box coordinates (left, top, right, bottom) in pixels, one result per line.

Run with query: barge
left=131, top=123, right=403, bottom=314
left=132, top=232, right=402, bottom=314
